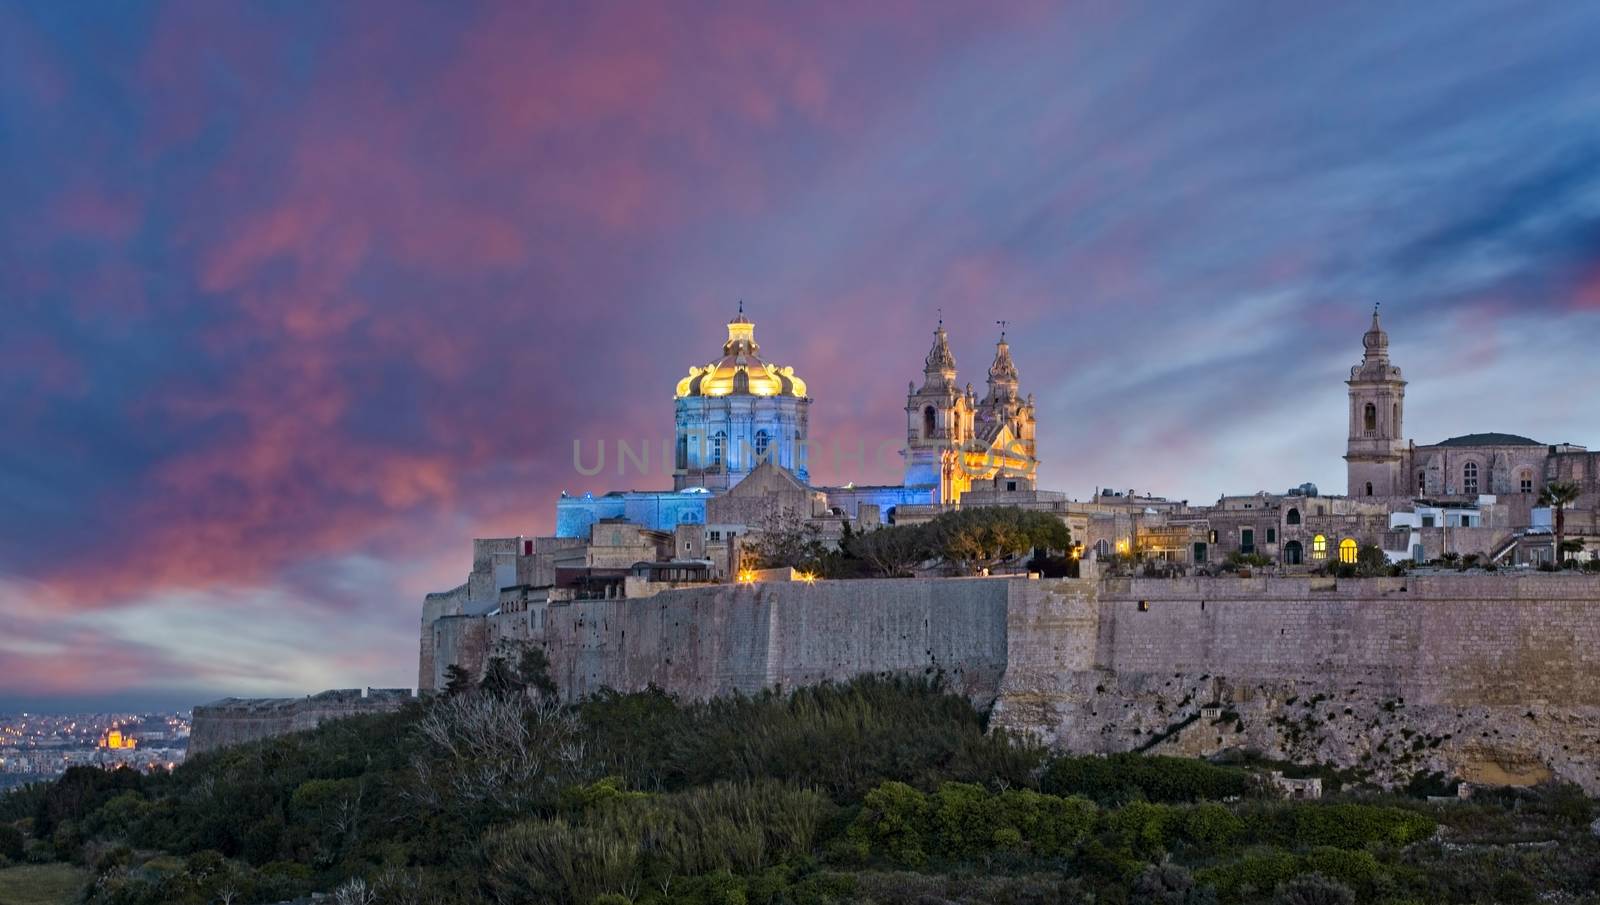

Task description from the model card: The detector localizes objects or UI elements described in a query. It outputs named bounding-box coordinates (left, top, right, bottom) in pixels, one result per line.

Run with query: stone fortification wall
left=421, top=572, right=1600, bottom=790
left=993, top=575, right=1600, bottom=790
left=190, top=688, right=414, bottom=755
left=534, top=577, right=1012, bottom=703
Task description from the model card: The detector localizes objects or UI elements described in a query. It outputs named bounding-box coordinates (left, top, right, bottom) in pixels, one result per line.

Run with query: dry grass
left=0, top=863, right=88, bottom=905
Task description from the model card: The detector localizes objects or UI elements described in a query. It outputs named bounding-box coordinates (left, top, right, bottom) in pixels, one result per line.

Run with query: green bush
left=848, top=781, right=931, bottom=868
left=0, top=822, right=24, bottom=861
left=1042, top=754, right=1251, bottom=804
left=1283, top=803, right=1435, bottom=849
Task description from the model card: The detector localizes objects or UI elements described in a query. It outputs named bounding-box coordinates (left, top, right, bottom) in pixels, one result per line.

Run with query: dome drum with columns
left=673, top=311, right=810, bottom=491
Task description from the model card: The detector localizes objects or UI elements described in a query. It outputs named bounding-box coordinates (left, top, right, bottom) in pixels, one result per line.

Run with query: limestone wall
left=993, top=575, right=1600, bottom=790
left=529, top=577, right=1012, bottom=703
left=421, top=572, right=1600, bottom=791
left=190, top=688, right=414, bottom=755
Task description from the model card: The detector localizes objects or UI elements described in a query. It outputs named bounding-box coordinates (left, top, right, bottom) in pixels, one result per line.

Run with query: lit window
left=1463, top=462, right=1478, bottom=495
left=1339, top=538, right=1358, bottom=564
left=1312, top=535, right=1327, bottom=560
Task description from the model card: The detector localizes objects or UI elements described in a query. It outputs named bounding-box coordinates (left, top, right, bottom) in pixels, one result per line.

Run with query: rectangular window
left=1521, top=478, right=1533, bottom=493
left=1241, top=529, right=1255, bottom=555
left=1266, top=528, right=1277, bottom=544
left=1421, top=516, right=1435, bottom=528
left=1007, top=480, right=1017, bottom=491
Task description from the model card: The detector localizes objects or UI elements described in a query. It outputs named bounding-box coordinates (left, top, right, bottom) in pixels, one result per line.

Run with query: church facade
left=1345, top=308, right=1595, bottom=522
left=904, top=323, right=1038, bottom=504
left=557, top=310, right=1039, bottom=539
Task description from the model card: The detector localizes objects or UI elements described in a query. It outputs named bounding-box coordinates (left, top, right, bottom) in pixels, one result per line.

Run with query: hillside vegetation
left=1, top=674, right=1596, bottom=905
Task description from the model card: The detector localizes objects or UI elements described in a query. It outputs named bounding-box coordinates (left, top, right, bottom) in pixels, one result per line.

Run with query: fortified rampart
left=534, top=577, right=1011, bottom=702
left=425, top=573, right=1600, bottom=791
left=189, top=688, right=415, bottom=755
left=995, top=575, right=1600, bottom=790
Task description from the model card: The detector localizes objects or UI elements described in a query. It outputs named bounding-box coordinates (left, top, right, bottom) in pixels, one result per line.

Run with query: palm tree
left=1538, top=480, right=1582, bottom=567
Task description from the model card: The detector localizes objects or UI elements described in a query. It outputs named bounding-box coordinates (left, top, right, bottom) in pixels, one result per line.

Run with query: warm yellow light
left=797, top=571, right=817, bottom=584
left=1115, top=539, right=1131, bottom=555
left=1339, top=538, right=1358, bottom=564
left=737, top=570, right=757, bottom=583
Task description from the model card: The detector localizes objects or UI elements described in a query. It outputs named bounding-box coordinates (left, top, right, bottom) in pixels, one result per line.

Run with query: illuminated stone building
left=904, top=324, right=1037, bottom=504
left=1344, top=309, right=1599, bottom=529
left=672, top=308, right=810, bottom=491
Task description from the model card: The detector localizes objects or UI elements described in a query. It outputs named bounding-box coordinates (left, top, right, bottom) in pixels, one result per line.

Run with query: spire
left=924, top=323, right=956, bottom=373
left=988, top=329, right=1018, bottom=386
left=1361, top=302, right=1389, bottom=363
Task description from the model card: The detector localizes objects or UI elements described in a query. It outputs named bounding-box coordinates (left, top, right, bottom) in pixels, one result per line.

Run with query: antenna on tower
left=996, top=319, right=1008, bottom=340
left=937, top=306, right=943, bottom=328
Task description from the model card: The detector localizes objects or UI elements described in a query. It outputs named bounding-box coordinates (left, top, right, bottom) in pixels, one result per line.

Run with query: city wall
left=428, top=573, right=1600, bottom=790
left=534, top=577, right=1012, bottom=703
left=994, top=575, right=1600, bottom=790
left=189, top=688, right=414, bottom=756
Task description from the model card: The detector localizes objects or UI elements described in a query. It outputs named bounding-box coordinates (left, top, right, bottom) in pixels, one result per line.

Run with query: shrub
left=1042, top=754, right=1250, bottom=804
left=1180, top=803, right=1245, bottom=853
left=848, top=781, right=931, bottom=868
left=1196, top=850, right=1301, bottom=902
left=0, top=822, right=24, bottom=861
left=1272, top=872, right=1354, bottom=905
left=1285, top=804, right=1435, bottom=849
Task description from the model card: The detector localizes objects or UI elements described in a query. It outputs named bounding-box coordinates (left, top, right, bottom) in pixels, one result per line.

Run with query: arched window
left=923, top=406, right=936, bottom=438
left=1312, top=534, right=1327, bottom=560
left=709, top=430, right=726, bottom=468
left=1364, top=402, right=1377, bottom=433
left=1286, top=507, right=1300, bottom=525
left=1463, top=461, right=1478, bottom=495
left=1339, top=538, right=1359, bottom=564
left=1284, top=541, right=1303, bottom=565
left=753, top=429, right=771, bottom=462
left=1518, top=470, right=1533, bottom=494
left=676, top=434, right=688, bottom=470
left=1365, top=482, right=1374, bottom=497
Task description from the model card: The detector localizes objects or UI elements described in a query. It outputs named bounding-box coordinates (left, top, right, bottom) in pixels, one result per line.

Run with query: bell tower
left=904, top=321, right=974, bottom=502
left=1345, top=305, right=1407, bottom=498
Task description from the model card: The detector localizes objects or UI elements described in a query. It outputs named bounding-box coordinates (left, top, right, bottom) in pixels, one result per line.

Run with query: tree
left=443, top=664, right=475, bottom=696
left=1539, top=480, right=1582, bottom=566
left=928, top=507, right=1071, bottom=575
left=853, top=524, right=932, bottom=577
left=745, top=504, right=827, bottom=571
left=518, top=647, right=559, bottom=699
left=479, top=656, right=521, bottom=697
left=1354, top=544, right=1390, bottom=577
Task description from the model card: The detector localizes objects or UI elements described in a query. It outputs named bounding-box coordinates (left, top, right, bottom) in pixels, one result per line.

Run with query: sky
left=4, top=1, right=1600, bottom=712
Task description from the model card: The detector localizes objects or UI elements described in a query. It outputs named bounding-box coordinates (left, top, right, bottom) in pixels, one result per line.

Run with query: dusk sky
left=5, top=2, right=1600, bottom=711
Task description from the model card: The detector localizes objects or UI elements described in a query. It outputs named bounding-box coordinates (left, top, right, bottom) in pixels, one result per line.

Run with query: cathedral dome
left=674, top=313, right=808, bottom=399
